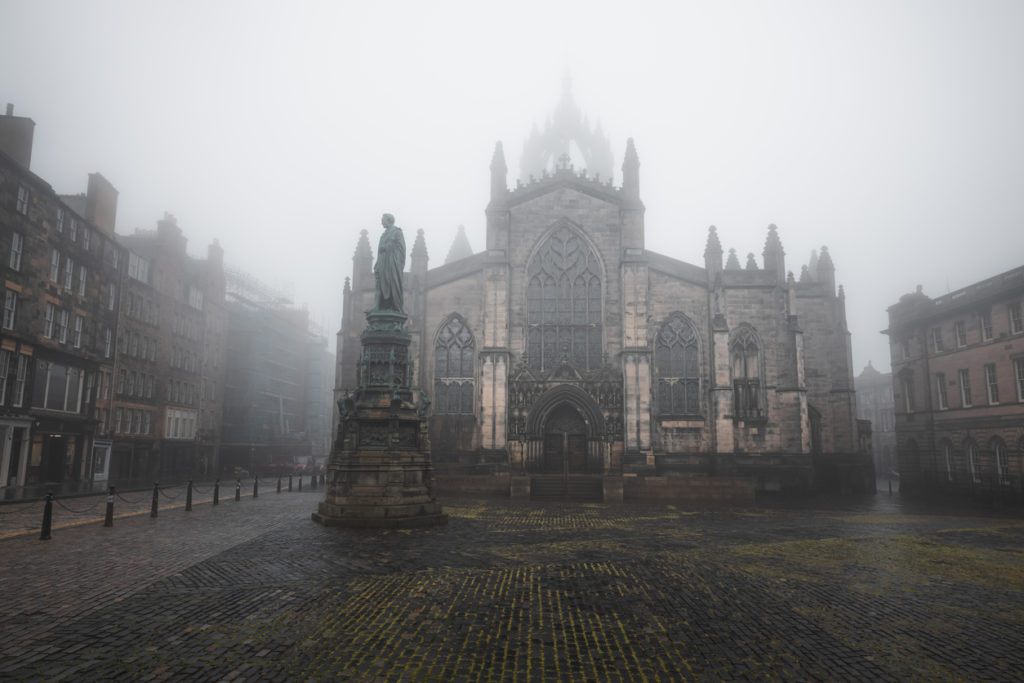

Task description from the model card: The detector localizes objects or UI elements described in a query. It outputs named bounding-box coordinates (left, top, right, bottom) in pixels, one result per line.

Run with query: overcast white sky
left=3, top=0, right=1023, bottom=374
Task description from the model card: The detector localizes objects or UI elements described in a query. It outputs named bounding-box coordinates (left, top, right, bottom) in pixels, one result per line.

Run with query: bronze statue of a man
left=374, top=213, right=406, bottom=313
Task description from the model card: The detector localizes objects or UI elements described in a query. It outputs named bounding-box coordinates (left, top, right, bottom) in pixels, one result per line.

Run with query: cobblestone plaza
left=1, top=490, right=1023, bottom=680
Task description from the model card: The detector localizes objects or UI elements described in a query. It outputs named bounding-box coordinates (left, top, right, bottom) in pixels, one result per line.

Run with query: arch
left=525, top=222, right=604, bottom=371
left=730, top=324, right=763, bottom=420
left=525, top=384, right=605, bottom=437
left=654, top=313, right=702, bottom=417
left=433, top=314, right=475, bottom=415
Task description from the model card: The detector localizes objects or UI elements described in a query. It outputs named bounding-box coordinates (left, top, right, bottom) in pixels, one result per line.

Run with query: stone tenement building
left=885, top=267, right=1024, bottom=496
left=855, top=362, right=896, bottom=477
left=0, top=106, right=123, bottom=488
left=337, top=96, right=872, bottom=496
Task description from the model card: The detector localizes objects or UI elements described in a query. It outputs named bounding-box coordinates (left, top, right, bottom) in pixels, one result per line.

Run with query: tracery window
left=526, top=225, right=602, bottom=371
left=731, top=326, right=762, bottom=420
left=434, top=315, right=475, bottom=414
left=655, top=314, right=700, bottom=416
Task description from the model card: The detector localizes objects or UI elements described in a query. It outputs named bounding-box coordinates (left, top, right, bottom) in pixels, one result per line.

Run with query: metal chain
left=52, top=496, right=105, bottom=514
left=116, top=492, right=145, bottom=504
left=158, top=486, right=184, bottom=500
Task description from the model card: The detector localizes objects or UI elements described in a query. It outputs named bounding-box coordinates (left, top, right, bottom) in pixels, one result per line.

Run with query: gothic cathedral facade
left=337, top=103, right=873, bottom=494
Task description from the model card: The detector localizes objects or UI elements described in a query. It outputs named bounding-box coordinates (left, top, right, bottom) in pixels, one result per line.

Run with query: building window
left=56, top=207, right=65, bottom=231
left=16, top=186, right=29, bottom=215
left=9, top=231, right=23, bottom=270
left=73, top=315, right=83, bottom=348
left=3, top=289, right=16, bottom=330
left=935, top=372, right=948, bottom=411
left=117, top=369, right=125, bottom=394
left=899, top=339, right=910, bottom=361
left=525, top=225, right=602, bottom=371
left=69, top=218, right=78, bottom=242
left=959, top=369, right=972, bottom=407
left=930, top=327, right=943, bottom=353
left=12, top=354, right=27, bottom=406
left=900, top=372, right=915, bottom=413
left=656, top=314, right=701, bottom=417
left=50, top=249, right=60, bottom=282
left=954, top=320, right=967, bottom=347
left=433, top=316, right=476, bottom=414
left=115, top=408, right=123, bottom=434
left=966, top=440, right=980, bottom=484
left=981, top=312, right=993, bottom=341
left=1015, top=358, right=1024, bottom=402
left=108, top=283, right=116, bottom=311
left=58, top=310, right=69, bottom=344
left=731, top=327, right=762, bottom=420
left=127, top=252, right=150, bottom=283
left=63, top=257, right=74, bottom=289
left=44, top=303, right=56, bottom=338
left=78, top=266, right=86, bottom=296
left=30, top=361, right=83, bottom=413
left=1010, top=302, right=1023, bottom=335
left=82, top=228, right=91, bottom=251
left=0, top=349, right=9, bottom=404
left=984, top=364, right=999, bottom=404
left=993, top=438, right=1009, bottom=485
left=144, top=411, right=152, bottom=435
left=105, top=328, right=112, bottom=358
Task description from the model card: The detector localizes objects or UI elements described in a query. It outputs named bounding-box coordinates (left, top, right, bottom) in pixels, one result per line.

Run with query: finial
left=745, top=253, right=759, bottom=270
left=725, top=248, right=741, bottom=270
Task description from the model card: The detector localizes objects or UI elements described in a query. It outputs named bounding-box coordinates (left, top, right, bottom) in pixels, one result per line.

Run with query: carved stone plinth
left=313, top=308, right=447, bottom=529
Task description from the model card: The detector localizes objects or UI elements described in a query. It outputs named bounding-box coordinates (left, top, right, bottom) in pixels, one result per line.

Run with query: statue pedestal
left=313, top=309, right=447, bottom=529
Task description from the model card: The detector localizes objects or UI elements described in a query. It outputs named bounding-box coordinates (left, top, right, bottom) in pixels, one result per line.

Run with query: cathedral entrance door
left=540, top=404, right=588, bottom=475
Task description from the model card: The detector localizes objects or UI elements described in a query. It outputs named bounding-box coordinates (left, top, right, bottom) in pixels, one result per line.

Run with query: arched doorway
left=541, top=403, right=589, bottom=475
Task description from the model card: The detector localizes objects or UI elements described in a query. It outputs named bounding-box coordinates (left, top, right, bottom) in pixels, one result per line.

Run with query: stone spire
left=817, top=245, right=836, bottom=295
left=352, top=229, right=373, bottom=291
left=411, top=228, right=428, bottom=275
left=762, top=223, right=785, bottom=283
left=745, top=253, right=759, bottom=270
left=445, top=224, right=474, bottom=264
left=490, top=141, right=507, bottom=203
left=622, top=137, right=640, bottom=201
left=725, top=248, right=741, bottom=270
left=807, top=249, right=819, bottom=280
left=704, top=225, right=723, bottom=279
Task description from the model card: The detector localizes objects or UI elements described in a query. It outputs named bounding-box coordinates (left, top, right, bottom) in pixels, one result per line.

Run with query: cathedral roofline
left=424, top=251, right=488, bottom=289
left=502, top=165, right=635, bottom=210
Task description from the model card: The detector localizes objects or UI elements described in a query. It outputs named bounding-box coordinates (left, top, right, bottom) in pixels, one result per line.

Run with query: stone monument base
left=312, top=450, right=448, bottom=529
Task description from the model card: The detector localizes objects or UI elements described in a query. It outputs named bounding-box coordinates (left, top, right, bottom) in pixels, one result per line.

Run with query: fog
left=3, top=0, right=1023, bottom=373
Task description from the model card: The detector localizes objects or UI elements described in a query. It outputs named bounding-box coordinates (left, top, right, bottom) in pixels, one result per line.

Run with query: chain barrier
left=52, top=496, right=106, bottom=515
left=28, top=472, right=326, bottom=540
left=158, top=486, right=185, bottom=501
left=116, top=492, right=145, bottom=505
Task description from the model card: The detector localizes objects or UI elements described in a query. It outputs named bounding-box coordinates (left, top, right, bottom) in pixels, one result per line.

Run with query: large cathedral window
left=526, top=225, right=602, bottom=371
left=434, top=315, right=475, bottom=414
left=731, top=326, right=762, bottom=420
left=655, top=314, right=700, bottom=416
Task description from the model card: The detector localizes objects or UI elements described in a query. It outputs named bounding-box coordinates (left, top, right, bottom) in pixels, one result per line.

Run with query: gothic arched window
left=965, top=439, right=980, bottom=484
left=992, top=437, right=1009, bottom=485
left=434, top=315, right=475, bottom=414
left=655, top=314, right=700, bottom=416
left=730, top=326, right=762, bottom=420
left=526, top=225, right=602, bottom=371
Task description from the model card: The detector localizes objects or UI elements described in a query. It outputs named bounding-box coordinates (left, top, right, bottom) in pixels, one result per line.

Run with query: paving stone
left=0, top=490, right=1023, bottom=679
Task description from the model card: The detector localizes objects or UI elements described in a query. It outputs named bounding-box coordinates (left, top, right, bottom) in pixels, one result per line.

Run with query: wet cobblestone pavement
left=1, top=490, right=1023, bottom=681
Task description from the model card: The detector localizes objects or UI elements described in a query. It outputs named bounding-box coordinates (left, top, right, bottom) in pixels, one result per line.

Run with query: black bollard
left=277, top=476, right=282, bottom=494
left=186, top=480, right=193, bottom=512
left=151, top=482, right=159, bottom=518
left=309, top=473, right=315, bottom=491
left=104, top=486, right=115, bottom=527
left=253, top=475, right=259, bottom=499
left=320, top=473, right=325, bottom=486
left=40, top=492, right=54, bottom=541
left=298, top=475, right=302, bottom=492
left=213, top=480, right=220, bottom=506
left=288, top=475, right=293, bottom=492
left=235, top=478, right=241, bottom=502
